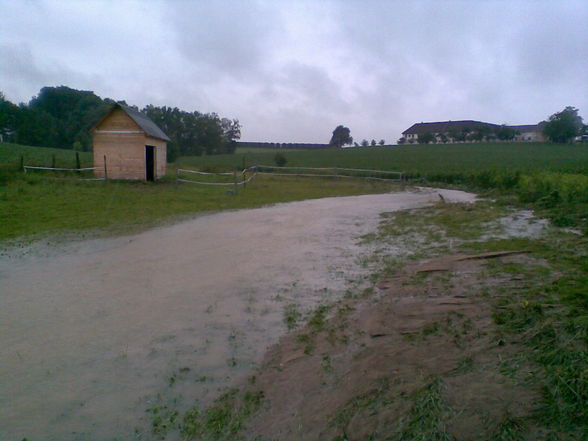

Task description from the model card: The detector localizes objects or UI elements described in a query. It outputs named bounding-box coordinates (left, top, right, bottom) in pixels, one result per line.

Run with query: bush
left=274, top=152, right=287, bottom=167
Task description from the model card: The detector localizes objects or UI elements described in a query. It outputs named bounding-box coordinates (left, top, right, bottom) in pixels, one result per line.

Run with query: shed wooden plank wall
left=93, top=109, right=167, bottom=180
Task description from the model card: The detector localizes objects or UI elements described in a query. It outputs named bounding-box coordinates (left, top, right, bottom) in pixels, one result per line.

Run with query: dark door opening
left=145, top=145, right=155, bottom=181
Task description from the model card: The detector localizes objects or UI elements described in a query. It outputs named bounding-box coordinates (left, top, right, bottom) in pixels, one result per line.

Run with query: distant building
left=402, top=120, right=499, bottom=143
left=91, top=104, right=170, bottom=180
left=401, top=120, right=546, bottom=144
left=0, top=127, right=16, bottom=143
left=509, top=123, right=547, bottom=142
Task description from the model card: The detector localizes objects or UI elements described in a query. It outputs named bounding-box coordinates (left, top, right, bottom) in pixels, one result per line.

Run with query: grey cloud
left=0, top=42, right=101, bottom=103
left=275, top=62, right=350, bottom=112
left=1, top=0, right=586, bottom=142
left=331, top=1, right=587, bottom=136
left=167, top=2, right=280, bottom=81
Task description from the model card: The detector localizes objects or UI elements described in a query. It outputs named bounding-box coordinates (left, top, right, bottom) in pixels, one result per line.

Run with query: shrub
left=274, top=152, right=287, bottom=167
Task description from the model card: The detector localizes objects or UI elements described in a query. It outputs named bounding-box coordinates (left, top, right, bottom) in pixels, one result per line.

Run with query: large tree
left=496, top=125, right=516, bottom=141
left=28, top=86, right=109, bottom=150
left=418, top=132, right=435, bottom=144
left=0, top=86, right=242, bottom=157
left=329, top=125, right=352, bottom=148
left=543, top=106, right=583, bottom=143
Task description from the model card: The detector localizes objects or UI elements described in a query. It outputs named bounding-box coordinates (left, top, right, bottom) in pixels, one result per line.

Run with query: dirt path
left=0, top=188, right=474, bottom=441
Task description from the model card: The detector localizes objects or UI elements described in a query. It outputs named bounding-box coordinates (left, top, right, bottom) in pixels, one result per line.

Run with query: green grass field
left=2, top=141, right=588, bottom=241
left=0, top=143, right=402, bottom=241
left=0, top=142, right=93, bottom=172
left=188, top=143, right=588, bottom=231
left=187, top=143, right=588, bottom=175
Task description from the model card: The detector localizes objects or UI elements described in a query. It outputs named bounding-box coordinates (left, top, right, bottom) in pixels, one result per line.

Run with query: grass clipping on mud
left=172, top=199, right=587, bottom=441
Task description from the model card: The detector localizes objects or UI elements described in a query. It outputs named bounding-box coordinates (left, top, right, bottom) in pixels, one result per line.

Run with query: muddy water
left=0, top=189, right=474, bottom=441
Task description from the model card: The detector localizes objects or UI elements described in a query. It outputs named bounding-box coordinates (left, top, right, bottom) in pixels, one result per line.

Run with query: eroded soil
left=243, top=253, right=545, bottom=441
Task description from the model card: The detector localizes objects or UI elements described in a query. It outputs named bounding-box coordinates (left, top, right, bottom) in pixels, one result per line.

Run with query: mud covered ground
left=230, top=201, right=576, bottom=441
left=1, top=188, right=476, bottom=441
left=244, top=252, right=544, bottom=440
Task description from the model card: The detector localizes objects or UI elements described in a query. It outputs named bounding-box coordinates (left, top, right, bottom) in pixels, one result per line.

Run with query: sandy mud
left=0, top=188, right=474, bottom=441
left=245, top=252, right=541, bottom=441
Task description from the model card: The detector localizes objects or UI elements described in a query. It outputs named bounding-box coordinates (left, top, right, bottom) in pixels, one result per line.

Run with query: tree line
left=0, top=86, right=241, bottom=161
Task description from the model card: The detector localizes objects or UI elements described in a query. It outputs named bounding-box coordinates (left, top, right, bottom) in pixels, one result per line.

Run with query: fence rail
left=175, top=165, right=404, bottom=188
left=255, top=165, right=405, bottom=181
left=176, top=167, right=257, bottom=187
left=23, top=164, right=106, bottom=181
left=24, top=166, right=100, bottom=172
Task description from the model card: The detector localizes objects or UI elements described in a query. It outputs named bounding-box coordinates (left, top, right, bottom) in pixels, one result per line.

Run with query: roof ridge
left=117, top=104, right=171, bottom=142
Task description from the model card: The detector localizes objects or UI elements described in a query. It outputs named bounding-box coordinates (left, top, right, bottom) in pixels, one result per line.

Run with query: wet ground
left=0, top=188, right=474, bottom=441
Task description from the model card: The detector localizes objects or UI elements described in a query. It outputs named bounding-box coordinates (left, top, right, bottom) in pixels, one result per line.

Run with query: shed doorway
left=145, top=145, right=155, bottom=181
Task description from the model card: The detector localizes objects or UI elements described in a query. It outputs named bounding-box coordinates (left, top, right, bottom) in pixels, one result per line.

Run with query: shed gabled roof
left=93, top=103, right=171, bottom=142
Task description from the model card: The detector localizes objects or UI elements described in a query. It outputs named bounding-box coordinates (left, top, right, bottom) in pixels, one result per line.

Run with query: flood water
left=0, top=189, right=474, bottom=441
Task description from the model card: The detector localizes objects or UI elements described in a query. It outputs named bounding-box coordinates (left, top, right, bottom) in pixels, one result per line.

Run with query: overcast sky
left=1, top=0, right=587, bottom=143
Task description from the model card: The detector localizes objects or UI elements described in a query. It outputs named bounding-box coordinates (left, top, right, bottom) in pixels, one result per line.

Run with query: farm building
left=510, top=123, right=547, bottom=142
left=92, top=104, right=170, bottom=180
left=402, top=120, right=498, bottom=143
left=401, top=120, right=547, bottom=143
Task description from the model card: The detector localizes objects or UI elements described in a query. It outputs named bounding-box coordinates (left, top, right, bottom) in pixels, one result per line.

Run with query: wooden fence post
left=233, top=169, right=238, bottom=195
left=103, top=155, right=108, bottom=180
left=75, top=152, right=81, bottom=171
left=51, top=154, right=56, bottom=169
left=19, top=155, right=24, bottom=172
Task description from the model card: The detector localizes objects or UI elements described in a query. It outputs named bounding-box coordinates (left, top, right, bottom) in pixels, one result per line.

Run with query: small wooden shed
left=92, top=104, right=170, bottom=180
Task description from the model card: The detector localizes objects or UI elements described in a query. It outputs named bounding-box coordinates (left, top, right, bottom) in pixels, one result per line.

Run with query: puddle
left=0, top=188, right=475, bottom=441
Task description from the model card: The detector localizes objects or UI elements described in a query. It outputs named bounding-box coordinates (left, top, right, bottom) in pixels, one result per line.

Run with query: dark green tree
left=0, top=86, right=241, bottom=156
left=28, top=86, right=109, bottom=149
left=496, top=125, right=516, bottom=141
left=471, top=130, right=484, bottom=142
left=543, top=106, right=583, bottom=143
left=447, top=129, right=460, bottom=142
left=474, top=125, right=492, bottom=141
left=220, top=118, right=241, bottom=154
left=329, top=125, right=352, bottom=148
left=274, top=152, right=287, bottom=167
left=142, top=106, right=238, bottom=157
left=418, top=132, right=435, bottom=144
left=0, top=92, right=20, bottom=142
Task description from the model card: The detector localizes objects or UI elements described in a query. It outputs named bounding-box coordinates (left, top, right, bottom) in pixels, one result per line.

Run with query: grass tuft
left=394, top=377, right=455, bottom=441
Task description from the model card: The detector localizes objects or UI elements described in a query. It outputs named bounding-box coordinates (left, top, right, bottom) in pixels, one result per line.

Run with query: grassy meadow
left=194, top=143, right=588, bottom=231
left=188, top=142, right=588, bottom=174
left=2, top=141, right=588, bottom=242
left=0, top=143, right=400, bottom=242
